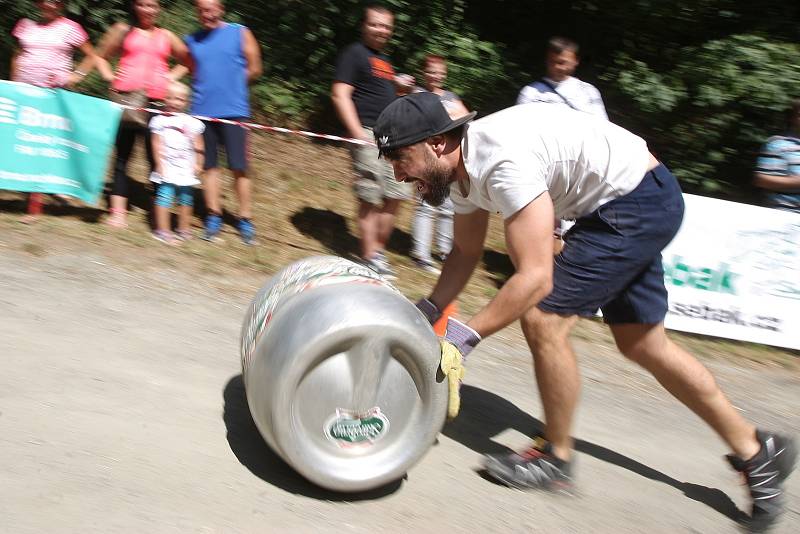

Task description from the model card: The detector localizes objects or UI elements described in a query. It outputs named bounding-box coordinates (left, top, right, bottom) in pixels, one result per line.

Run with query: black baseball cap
left=373, top=92, right=477, bottom=156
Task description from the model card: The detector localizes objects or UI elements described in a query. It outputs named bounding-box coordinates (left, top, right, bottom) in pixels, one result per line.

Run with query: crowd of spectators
left=4, top=0, right=798, bottom=264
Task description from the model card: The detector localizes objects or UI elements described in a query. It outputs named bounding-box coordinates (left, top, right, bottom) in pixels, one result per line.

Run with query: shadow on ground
left=0, top=178, right=160, bottom=227
left=443, top=385, right=747, bottom=523
left=290, top=206, right=519, bottom=276
left=223, top=374, right=403, bottom=501
left=289, top=206, right=413, bottom=260
left=223, top=374, right=745, bottom=520
left=0, top=195, right=104, bottom=223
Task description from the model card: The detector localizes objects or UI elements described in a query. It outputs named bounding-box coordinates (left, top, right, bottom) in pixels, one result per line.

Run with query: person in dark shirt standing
left=331, top=4, right=412, bottom=278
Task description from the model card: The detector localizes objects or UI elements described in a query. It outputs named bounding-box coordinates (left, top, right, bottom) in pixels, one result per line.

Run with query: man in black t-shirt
left=331, top=4, right=412, bottom=279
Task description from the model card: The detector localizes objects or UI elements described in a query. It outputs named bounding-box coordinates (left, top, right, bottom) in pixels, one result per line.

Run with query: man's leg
left=357, top=200, right=380, bottom=260
left=200, top=120, right=224, bottom=239
left=376, top=197, right=401, bottom=252
left=233, top=170, right=256, bottom=244
left=224, top=120, right=252, bottom=222
left=611, top=322, right=796, bottom=530
left=202, top=167, right=223, bottom=215
left=611, top=322, right=759, bottom=458
left=520, top=307, right=580, bottom=461
left=220, top=119, right=255, bottom=244
left=234, top=171, right=252, bottom=219
left=482, top=306, right=579, bottom=491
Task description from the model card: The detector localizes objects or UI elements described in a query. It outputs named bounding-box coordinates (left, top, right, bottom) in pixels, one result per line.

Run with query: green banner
left=0, top=81, right=121, bottom=204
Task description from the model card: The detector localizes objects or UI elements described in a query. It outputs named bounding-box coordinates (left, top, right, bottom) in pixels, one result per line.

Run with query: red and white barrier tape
left=124, top=105, right=375, bottom=147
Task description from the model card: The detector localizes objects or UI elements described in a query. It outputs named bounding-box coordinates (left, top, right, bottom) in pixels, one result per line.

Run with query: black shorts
left=538, top=164, right=685, bottom=324
left=202, top=118, right=249, bottom=171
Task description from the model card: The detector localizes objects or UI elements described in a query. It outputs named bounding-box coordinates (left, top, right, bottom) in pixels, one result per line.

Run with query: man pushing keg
left=372, top=92, right=796, bottom=532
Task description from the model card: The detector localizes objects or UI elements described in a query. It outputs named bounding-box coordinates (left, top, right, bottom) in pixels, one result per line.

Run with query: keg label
left=324, top=407, right=389, bottom=447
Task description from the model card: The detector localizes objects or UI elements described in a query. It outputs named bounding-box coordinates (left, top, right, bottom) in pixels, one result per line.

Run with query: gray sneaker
left=483, top=437, right=574, bottom=493
left=726, top=430, right=797, bottom=532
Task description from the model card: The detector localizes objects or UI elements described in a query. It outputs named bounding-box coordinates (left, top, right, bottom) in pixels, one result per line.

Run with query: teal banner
left=0, top=81, right=121, bottom=204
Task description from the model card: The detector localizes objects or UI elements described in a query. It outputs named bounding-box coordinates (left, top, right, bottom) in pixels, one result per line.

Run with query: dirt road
left=1, top=247, right=798, bottom=533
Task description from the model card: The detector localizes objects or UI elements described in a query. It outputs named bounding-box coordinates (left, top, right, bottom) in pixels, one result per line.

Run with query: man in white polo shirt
left=517, top=36, right=607, bottom=119
left=373, top=92, right=796, bottom=532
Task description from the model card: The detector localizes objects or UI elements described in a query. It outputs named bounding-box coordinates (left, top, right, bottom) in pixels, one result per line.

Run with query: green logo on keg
left=325, top=407, right=389, bottom=447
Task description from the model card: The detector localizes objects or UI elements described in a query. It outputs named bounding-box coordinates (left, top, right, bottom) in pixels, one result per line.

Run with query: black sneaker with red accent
left=726, top=430, right=797, bottom=532
left=483, top=437, right=573, bottom=492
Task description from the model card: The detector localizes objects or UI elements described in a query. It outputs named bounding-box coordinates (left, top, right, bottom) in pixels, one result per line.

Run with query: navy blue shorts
left=202, top=118, right=249, bottom=171
left=538, top=164, right=685, bottom=324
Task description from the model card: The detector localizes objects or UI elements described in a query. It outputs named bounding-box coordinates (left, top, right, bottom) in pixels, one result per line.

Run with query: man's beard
left=420, top=152, right=452, bottom=206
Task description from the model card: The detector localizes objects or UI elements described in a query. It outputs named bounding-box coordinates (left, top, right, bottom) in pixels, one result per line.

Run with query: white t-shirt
left=148, top=113, right=205, bottom=186
left=517, top=77, right=608, bottom=119
left=451, top=104, right=651, bottom=221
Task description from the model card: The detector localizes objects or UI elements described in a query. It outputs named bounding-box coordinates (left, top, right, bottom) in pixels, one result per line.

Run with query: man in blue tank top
left=186, top=0, right=262, bottom=244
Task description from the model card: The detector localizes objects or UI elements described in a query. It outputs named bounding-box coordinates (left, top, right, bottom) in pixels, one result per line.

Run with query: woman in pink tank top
left=96, top=0, right=191, bottom=228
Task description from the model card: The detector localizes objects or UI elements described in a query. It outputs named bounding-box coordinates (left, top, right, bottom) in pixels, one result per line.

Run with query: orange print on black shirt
left=369, top=57, right=395, bottom=80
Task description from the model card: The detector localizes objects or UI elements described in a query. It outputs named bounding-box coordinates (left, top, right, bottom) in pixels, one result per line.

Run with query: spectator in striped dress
left=96, top=0, right=192, bottom=229
left=754, top=99, right=800, bottom=213
left=9, top=0, right=112, bottom=223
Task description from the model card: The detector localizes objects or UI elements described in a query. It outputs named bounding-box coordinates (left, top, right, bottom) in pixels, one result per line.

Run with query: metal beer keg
left=240, top=256, right=447, bottom=492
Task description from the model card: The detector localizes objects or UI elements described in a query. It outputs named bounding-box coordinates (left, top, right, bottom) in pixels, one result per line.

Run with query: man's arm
left=466, top=192, right=555, bottom=338
left=753, top=172, right=800, bottom=192
left=429, top=209, right=490, bottom=309
left=331, top=81, right=368, bottom=141
left=241, top=28, right=262, bottom=83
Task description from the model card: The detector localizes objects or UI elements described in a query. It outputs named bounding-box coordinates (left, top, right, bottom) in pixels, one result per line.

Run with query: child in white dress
left=149, top=82, right=205, bottom=244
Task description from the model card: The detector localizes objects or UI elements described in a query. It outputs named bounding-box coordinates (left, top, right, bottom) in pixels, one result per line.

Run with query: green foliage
left=1, top=0, right=799, bottom=201
left=605, top=34, right=800, bottom=197
left=225, top=0, right=511, bottom=126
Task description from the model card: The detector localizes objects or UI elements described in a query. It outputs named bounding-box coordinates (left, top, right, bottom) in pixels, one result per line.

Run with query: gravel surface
left=1, top=248, right=798, bottom=533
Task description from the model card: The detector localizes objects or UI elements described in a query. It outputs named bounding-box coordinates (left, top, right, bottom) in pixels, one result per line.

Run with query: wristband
left=444, top=317, right=481, bottom=357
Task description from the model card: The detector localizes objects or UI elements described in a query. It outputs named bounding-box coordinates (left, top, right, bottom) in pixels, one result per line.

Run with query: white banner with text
left=662, top=194, right=800, bottom=349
